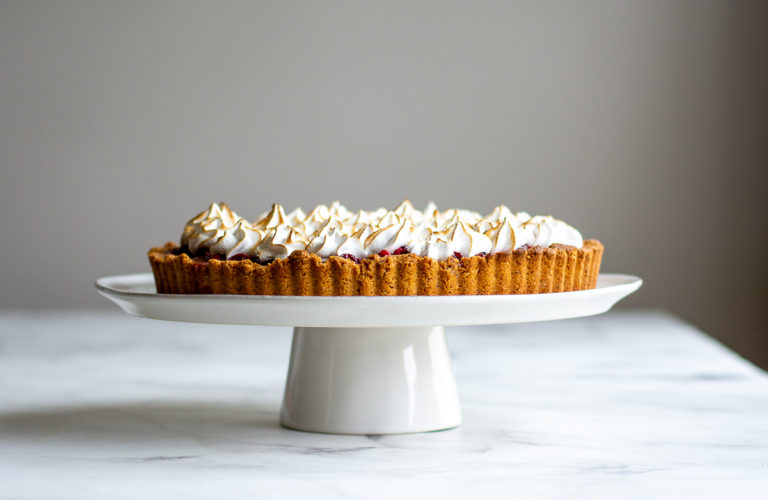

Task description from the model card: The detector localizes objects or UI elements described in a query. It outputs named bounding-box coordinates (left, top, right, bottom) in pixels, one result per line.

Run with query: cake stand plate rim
left=95, top=272, right=642, bottom=327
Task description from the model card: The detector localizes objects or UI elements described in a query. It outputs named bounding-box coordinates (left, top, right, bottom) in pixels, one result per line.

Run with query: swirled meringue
left=483, top=218, right=517, bottom=254
left=179, top=201, right=585, bottom=260
left=365, top=219, right=414, bottom=254
left=435, top=219, right=492, bottom=256
left=306, top=227, right=366, bottom=259
left=181, top=202, right=241, bottom=253
left=257, top=225, right=307, bottom=260
left=254, top=203, right=288, bottom=230
left=519, top=215, right=583, bottom=248
left=208, top=219, right=265, bottom=258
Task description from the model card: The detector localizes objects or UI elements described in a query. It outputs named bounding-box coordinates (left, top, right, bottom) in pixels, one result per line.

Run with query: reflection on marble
left=0, top=310, right=766, bottom=499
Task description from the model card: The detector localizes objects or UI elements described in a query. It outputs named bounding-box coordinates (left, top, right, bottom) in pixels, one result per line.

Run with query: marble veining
left=1, top=310, right=767, bottom=499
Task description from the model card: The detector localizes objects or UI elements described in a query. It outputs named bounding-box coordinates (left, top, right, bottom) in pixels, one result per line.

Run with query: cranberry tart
left=149, top=201, right=603, bottom=295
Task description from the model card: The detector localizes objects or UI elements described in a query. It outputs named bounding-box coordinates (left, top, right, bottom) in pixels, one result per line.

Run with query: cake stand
left=96, top=273, right=641, bottom=435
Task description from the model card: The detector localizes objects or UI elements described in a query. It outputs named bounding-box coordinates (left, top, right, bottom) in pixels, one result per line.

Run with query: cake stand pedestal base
left=279, top=326, right=461, bottom=435
left=97, top=272, right=642, bottom=435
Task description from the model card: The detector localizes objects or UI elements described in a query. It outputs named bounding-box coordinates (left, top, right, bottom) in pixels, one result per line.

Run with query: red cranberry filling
left=179, top=245, right=487, bottom=265
left=183, top=247, right=269, bottom=264
left=340, top=253, right=360, bottom=263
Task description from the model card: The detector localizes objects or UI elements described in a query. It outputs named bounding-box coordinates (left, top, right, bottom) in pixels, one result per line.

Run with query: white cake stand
left=96, top=273, right=641, bottom=435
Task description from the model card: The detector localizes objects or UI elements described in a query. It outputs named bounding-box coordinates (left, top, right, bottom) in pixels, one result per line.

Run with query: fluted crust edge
left=148, top=240, right=603, bottom=295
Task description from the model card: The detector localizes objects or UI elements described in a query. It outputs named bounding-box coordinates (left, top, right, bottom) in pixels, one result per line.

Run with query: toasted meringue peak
left=179, top=201, right=584, bottom=260
left=365, top=218, right=414, bottom=254
left=352, top=224, right=375, bottom=242
left=254, top=203, right=289, bottom=230
left=208, top=218, right=265, bottom=258
left=484, top=218, right=516, bottom=254
left=257, top=225, right=307, bottom=260
left=376, top=210, right=401, bottom=229
left=284, top=207, right=306, bottom=225
left=181, top=202, right=241, bottom=251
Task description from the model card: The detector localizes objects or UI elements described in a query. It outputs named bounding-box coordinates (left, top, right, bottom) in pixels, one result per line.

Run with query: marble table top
left=1, top=310, right=766, bottom=499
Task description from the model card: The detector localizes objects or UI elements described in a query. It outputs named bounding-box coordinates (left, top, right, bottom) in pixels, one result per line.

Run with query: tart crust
left=148, top=240, right=603, bottom=295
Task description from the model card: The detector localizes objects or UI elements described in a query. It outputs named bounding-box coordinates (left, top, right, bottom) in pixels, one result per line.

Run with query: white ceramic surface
left=3, top=311, right=768, bottom=499
left=281, top=326, right=461, bottom=434
left=95, top=273, right=641, bottom=434
left=95, top=273, right=642, bottom=327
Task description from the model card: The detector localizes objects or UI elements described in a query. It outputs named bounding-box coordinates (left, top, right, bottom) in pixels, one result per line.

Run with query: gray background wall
left=1, top=1, right=766, bottom=367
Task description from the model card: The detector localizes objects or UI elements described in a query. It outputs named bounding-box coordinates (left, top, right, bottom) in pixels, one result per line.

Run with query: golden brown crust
left=148, top=240, right=603, bottom=295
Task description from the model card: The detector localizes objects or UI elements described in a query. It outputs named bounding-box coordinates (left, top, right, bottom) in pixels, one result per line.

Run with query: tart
left=149, top=201, right=603, bottom=296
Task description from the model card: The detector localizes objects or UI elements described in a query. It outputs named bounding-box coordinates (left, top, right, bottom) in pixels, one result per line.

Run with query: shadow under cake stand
left=96, top=273, right=641, bottom=435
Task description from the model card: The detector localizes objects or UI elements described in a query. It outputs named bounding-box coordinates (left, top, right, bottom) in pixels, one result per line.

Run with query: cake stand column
left=279, top=325, right=461, bottom=434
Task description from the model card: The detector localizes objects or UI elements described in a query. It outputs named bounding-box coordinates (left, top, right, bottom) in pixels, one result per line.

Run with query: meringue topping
left=179, top=201, right=584, bottom=260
